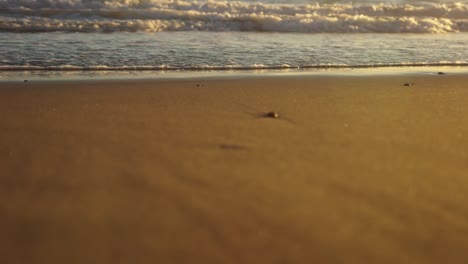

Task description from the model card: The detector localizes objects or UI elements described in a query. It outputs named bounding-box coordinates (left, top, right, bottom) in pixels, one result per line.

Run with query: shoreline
left=1, top=65, right=468, bottom=82
left=2, top=73, right=468, bottom=263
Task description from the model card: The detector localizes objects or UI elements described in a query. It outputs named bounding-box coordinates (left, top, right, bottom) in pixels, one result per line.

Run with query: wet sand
left=1, top=73, right=468, bottom=263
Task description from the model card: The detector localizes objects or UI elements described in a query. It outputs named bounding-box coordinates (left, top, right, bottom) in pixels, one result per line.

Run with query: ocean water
left=1, top=0, right=468, bottom=78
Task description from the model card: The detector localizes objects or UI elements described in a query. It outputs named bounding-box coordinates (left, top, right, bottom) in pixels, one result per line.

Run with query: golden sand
left=1, top=73, right=468, bottom=263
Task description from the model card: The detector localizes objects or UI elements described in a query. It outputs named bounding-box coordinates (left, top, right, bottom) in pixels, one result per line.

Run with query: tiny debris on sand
left=264, top=111, right=279, bottom=118
left=403, top=82, right=414, bottom=86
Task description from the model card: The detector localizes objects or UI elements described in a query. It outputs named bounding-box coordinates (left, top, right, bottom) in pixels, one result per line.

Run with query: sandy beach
left=2, top=72, right=468, bottom=263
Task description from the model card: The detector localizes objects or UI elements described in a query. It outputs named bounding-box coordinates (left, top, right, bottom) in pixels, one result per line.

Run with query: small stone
left=24, top=80, right=28, bottom=82
left=265, top=111, right=279, bottom=118
left=437, top=72, right=445, bottom=75
left=403, top=82, right=414, bottom=86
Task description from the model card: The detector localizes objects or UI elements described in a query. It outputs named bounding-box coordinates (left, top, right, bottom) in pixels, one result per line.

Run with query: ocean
left=1, top=0, right=468, bottom=79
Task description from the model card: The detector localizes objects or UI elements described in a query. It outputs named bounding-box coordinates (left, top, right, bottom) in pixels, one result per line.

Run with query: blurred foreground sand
left=1, top=74, right=468, bottom=263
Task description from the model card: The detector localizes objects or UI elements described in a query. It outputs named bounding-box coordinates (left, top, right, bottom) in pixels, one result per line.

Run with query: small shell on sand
left=265, top=112, right=279, bottom=118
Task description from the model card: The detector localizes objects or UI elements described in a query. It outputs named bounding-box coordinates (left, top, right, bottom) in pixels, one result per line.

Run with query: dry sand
left=1, top=73, right=468, bottom=263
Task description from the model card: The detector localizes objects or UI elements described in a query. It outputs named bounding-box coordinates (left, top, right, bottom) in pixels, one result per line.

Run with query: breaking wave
left=1, top=0, right=468, bottom=33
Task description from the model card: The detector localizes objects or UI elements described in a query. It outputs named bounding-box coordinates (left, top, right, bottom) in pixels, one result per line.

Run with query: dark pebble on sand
left=265, top=112, right=279, bottom=118
left=437, top=72, right=445, bottom=75
left=404, top=82, right=414, bottom=86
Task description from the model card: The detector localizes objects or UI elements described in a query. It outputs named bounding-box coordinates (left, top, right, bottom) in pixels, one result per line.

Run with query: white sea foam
left=1, top=0, right=468, bottom=33
left=1, top=61, right=467, bottom=71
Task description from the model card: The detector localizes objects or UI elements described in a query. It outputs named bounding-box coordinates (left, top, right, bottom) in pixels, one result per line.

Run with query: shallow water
left=1, top=0, right=468, bottom=79
left=1, top=32, right=468, bottom=71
